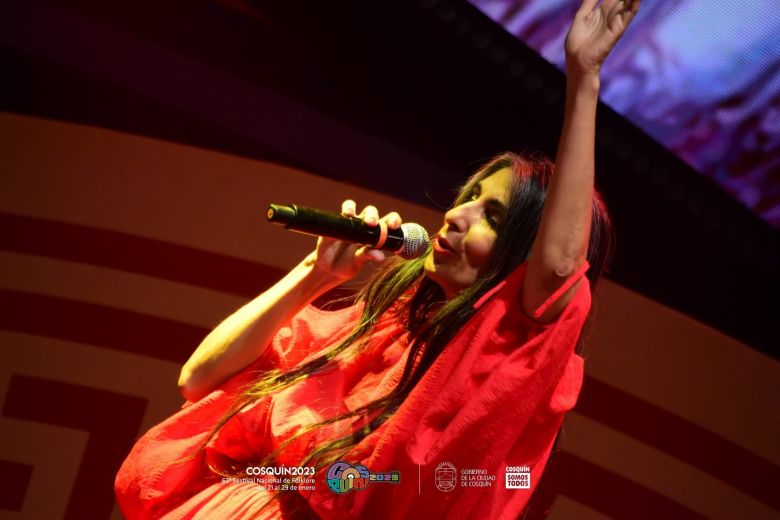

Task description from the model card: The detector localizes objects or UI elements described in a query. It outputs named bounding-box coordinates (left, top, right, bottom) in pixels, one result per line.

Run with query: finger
left=356, top=245, right=386, bottom=263
left=623, top=0, right=640, bottom=23
left=613, top=0, right=638, bottom=21
left=341, top=199, right=357, bottom=216
left=360, top=205, right=380, bottom=226
left=606, top=0, right=624, bottom=20
left=601, top=0, right=619, bottom=13
left=620, top=7, right=638, bottom=28
left=576, top=0, right=600, bottom=16
left=608, top=0, right=629, bottom=31
left=333, top=241, right=360, bottom=264
left=380, top=211, right=403, bottom=229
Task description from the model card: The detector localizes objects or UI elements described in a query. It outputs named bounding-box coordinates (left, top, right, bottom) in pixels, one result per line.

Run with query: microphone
left=266, top=203, right=430, bottom=259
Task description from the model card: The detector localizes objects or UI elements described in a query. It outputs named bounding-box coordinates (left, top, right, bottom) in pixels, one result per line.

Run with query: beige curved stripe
left=0, top=332, right=183, bottom=518
left=0, top=251, right=247, bottom=329
left=548, top=495, right=613, bottom=520
left=0, top=112, right=444, bottom=270
left=562, top=413, right=778, bottom=520
left=586, top=282, right=780, bottom=466
left=0, top=332, right=182, bottom=433
left=0, top=419, right=87, bottom=519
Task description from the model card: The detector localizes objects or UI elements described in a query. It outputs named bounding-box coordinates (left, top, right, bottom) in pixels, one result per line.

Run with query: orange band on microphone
left=375, top=220, right=389, bottom=249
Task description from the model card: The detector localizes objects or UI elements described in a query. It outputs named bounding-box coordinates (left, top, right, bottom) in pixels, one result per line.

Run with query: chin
left=423, top=252, right=443, bottom=283
left=422, top=258, right=456, bottom=298
left=423, top=251, right=434, bottom=274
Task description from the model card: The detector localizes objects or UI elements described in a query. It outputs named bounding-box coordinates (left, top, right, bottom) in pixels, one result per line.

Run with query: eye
left=485, top=210, right=500, bottom=229
left=467, top=184, right=500, bottom=229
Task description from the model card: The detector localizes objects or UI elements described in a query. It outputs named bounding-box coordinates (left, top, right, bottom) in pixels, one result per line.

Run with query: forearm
left=178, top=252, right=340, bottom=401
left=534, top=72, right=599, bottom=274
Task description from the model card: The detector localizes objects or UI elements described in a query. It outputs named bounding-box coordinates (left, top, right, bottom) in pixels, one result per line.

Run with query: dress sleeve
left=474, top=260, right=590, bottom=326
left=529, top=260, right=590, bottom=320
left=178, top=302, right=363, bottom=409
left=269, top=303, right=363, bottom=371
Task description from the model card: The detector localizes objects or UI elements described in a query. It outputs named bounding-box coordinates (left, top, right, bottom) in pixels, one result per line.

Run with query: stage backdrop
left=1, top=112, right=777, bottom=519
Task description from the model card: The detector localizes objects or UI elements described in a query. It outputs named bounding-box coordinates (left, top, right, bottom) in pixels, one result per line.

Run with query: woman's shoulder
left=472, top=260, right=591, bottom=338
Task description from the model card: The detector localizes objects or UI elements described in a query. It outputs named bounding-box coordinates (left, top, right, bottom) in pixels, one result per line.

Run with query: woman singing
left=116, top=1, right=640, bottom=518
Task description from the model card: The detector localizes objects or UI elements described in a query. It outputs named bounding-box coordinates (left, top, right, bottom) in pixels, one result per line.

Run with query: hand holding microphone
left=267, top=200, right=429, bottom=283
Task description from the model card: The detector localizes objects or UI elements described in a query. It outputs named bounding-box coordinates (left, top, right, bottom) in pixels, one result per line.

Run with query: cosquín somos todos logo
left=326, top=461, right=401, bottom=494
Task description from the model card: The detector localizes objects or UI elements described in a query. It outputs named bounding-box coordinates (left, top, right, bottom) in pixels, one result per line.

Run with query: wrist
left=566, top=69, right=601, bottom=93
left=299, top=252, right=343, bottom=295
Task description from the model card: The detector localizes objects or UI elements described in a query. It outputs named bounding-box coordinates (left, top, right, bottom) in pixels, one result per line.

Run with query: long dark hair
left=206, top=151, right=614, bottom=479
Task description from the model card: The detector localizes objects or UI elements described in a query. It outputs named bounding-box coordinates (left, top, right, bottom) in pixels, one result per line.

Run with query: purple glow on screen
left=471, top=0, right=780, bottom=227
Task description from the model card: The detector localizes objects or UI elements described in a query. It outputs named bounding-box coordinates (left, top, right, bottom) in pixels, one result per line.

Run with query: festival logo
left=325, top=461, right=400, bottom=494
left=435, top=462, right=457, bottom=492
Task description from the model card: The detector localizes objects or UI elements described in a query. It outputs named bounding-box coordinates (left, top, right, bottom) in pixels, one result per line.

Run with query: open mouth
left=433, top=236, right=456, bottom=254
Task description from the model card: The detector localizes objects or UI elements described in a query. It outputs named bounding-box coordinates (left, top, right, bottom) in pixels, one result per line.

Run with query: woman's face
left=424, top=168, right=512, bottom=298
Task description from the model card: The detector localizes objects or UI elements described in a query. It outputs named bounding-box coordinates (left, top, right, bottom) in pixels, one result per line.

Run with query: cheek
left=463, top=230, right=496, bottom=270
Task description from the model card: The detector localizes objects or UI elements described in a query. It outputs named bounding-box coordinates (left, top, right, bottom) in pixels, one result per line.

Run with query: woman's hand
left=565, top=0, right=640, bottom=78
left=181, top=199, right=401, bottom=400
left=309, top=199, right=402, bottom=284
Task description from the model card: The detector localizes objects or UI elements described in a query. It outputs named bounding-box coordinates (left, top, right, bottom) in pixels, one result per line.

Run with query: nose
left=444, top=201, right=476, bottom=233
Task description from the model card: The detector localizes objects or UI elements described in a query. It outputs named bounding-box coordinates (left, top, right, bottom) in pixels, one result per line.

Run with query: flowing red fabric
left=115, top=260, right=591, bottom=519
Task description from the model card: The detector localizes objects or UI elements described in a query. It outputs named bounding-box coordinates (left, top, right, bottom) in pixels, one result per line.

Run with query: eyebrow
left=475, top=180, right=508, bottom=216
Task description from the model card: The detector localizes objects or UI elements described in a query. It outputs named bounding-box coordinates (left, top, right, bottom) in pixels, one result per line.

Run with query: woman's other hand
left=565, top=0, right=640, bottom=77
left=310, top=199, right=402, bottom=284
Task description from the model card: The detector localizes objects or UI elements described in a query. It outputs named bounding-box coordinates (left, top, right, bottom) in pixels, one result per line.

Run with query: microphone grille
left=399, top=223, right=430, bottom=259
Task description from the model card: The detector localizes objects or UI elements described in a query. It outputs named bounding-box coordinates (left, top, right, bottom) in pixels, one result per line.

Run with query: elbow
left=178, top=366, right=208, bottom=403
left=552, top=258, right=577, bottom=279
left=539, top=256, right=584, bottom=291
left=540, top=255, right=578, bottom=281
left=536, top=244, right=581, bottom=277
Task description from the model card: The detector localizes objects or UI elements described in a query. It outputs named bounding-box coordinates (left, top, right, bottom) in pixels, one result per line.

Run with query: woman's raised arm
left=522, top=0, right=639, bottom=323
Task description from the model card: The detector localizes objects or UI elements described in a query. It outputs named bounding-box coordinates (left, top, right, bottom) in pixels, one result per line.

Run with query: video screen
left=470, top=0, right=780, bottom=227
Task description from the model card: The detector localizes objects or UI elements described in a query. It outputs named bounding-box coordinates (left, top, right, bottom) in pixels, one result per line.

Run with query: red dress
left=115, top=260, right=591, bottom=519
